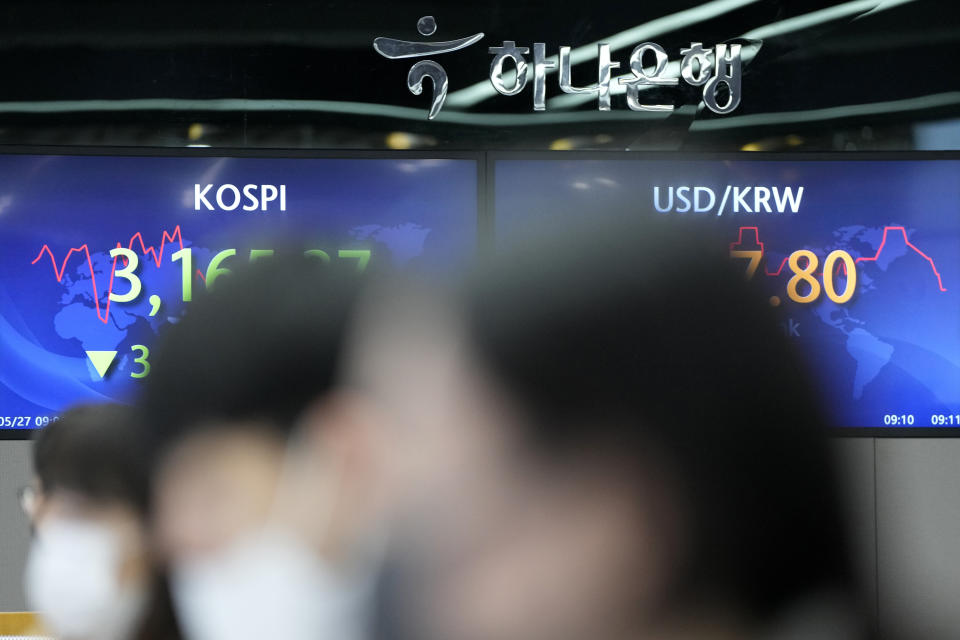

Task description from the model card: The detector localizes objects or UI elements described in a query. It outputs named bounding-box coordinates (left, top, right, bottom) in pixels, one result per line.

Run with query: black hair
left=139, top=251, right=363, bottom=453
left=462, top=217, right=857, bottom=623
left=32, top=403, right=183, bottom=640
left=33, top=403, right=151, bottom=513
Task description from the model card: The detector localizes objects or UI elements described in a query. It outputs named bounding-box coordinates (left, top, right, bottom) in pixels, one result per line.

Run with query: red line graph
left=730, top=227, right=789, bottom=276
left=854, top=227, right=947, bottom=292
left=31, top=225, right=191, bottom=324
left=731, top=226, right=947, bottom=292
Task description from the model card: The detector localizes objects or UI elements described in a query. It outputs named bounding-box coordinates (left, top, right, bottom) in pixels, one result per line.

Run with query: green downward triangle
left=86, top=350, right=118, bottom=378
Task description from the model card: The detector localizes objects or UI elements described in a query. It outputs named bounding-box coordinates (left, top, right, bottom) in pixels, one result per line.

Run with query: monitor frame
left=487, top=150, right=960, bottom=437
left=0, top=145, right=485, bottom=440
left=3, top=147, right=959, bottom=438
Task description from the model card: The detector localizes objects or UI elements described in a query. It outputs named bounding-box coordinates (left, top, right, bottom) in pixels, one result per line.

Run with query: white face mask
left=171, top=529, right=369, bottom=640
left=170, top=436, right=378, bottom=640
left=25, top=519, right=149, bottom=640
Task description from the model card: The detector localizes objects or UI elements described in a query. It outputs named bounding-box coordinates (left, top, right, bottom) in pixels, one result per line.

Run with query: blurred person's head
left=350, top=218, right=864, bottom=640
left=24, top=403, right=179, bottom=640
left=140, top=253, right=384, bottom=640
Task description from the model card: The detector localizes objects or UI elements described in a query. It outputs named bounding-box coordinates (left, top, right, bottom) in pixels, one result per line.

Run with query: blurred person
left=21, top=403, right=181, bottom=640
left=139, top=253, right=387, bottom=640
left=347, top=218, right=871, bottom=640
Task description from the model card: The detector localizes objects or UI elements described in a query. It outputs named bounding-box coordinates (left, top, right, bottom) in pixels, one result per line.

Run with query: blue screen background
left=494, top=159, right=960, bottom=429
left=0, top=155, right=477, bottom=425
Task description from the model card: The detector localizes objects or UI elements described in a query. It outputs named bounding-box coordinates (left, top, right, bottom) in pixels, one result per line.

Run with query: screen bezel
left=487, top=150, right=960, bottom=437
left=0, top=145, right=486, bottom=439
left=3, top=147, right=959, bottom=438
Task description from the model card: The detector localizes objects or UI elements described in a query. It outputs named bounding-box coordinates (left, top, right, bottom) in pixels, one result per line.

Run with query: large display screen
left=4, top=150, right=955, bottom=435
left=0, top=151, right=478, bottom=433
left=493, top=154, right=960, bottom=433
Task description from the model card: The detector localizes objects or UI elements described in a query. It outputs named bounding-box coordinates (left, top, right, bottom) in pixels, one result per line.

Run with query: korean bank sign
left=375, top=15, right=746, bottom=119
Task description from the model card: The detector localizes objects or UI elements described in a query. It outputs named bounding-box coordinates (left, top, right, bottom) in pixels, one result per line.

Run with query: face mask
left=25, top=519, right=149, bottom=640
left=170, top=440, right=376, bottom=640
left=171, top=529, right=369, bottom=640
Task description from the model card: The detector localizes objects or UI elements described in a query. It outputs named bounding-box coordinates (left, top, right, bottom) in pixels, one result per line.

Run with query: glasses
left=17, top=484, right=39, bottom=519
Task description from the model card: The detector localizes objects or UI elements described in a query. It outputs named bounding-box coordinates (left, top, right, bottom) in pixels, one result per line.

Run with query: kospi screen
left=493, top=154, right=960, bottom=433
left=0, top=151, right=478, bottom=433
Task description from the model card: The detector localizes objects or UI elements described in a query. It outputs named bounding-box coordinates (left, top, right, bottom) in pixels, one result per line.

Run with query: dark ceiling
left=0, top=0, right=956, bottom=150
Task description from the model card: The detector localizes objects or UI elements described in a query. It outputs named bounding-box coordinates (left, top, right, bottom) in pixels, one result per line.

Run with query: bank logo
left=373, top=16, right=485, bottom=120
left=374, top=15, right=745, bottom=120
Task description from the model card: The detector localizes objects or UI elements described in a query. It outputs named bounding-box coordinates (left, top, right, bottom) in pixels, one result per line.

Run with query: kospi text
left=194, top=183, right=287, bottom=212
